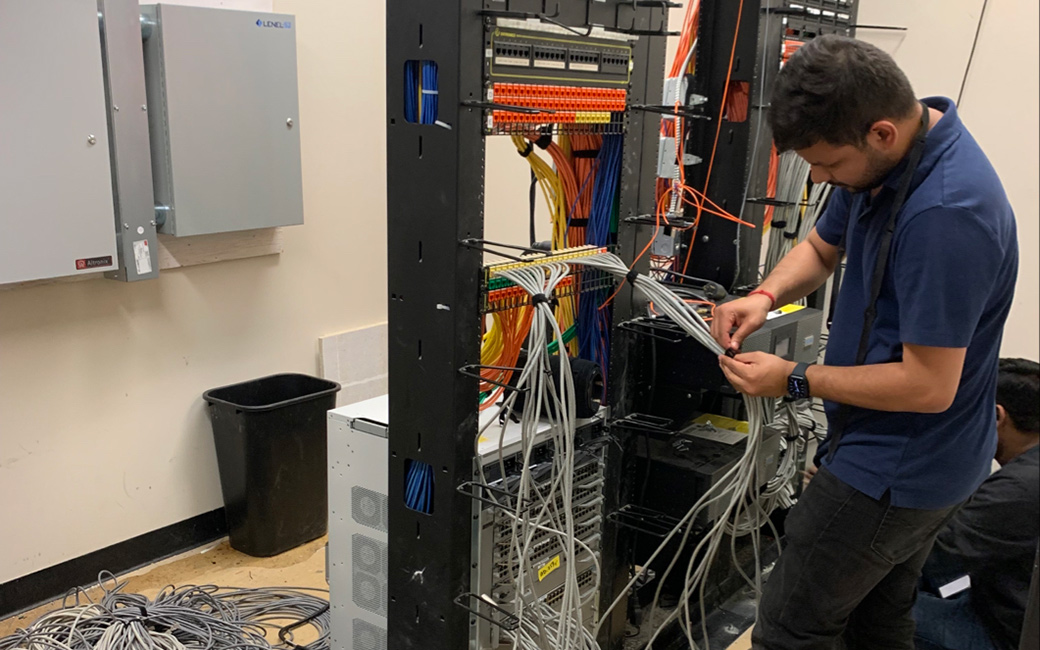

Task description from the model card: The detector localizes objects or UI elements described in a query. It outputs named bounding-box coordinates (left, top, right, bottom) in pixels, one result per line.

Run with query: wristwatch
left=787, top=362, right=811, bottom=400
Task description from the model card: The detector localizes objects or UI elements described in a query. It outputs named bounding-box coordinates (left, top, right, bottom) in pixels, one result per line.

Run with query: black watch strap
left=788, top=362, right=811, bottom=399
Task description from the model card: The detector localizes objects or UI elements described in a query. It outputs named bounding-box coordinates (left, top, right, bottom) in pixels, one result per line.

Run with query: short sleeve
left=814, top=188, right=852, bottom=246
left=894, top=207, right=1002, bottom=348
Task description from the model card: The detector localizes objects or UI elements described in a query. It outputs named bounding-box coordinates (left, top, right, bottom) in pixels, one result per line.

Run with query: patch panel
left=492, top=42, right=531, bottom=67
left=600, top=51, right=630, bottom=75
left=532, top=45, right=567, bottom=70
left=487, top=27, right=632, bottom=86
left=568, top=49, right=600, bottom=72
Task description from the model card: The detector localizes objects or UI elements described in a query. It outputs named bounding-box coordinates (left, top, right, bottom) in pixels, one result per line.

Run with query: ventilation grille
left=352, top=618, right=387, bottom=650
left=352, top=486, right=389, bottom=533
left=352, top=534, right=387, bottom=617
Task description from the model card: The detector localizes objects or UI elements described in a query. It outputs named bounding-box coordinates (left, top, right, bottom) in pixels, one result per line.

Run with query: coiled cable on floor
left=0, top=573, right=331, bottom=650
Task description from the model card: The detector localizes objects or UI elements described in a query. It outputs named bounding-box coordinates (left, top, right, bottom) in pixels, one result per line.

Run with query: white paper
left=133, top=239, right=152, bottom=275
left=938, top=575, right=971, bottom=598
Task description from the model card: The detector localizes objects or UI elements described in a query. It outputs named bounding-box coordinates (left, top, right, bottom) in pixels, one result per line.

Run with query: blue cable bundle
left=587, top=134, right=623, bottom=247
left=420, top=61, right=438, bottom=125
left=578, top=134, right=624, bottom=379
left=405, top=459, right=434, bottom=514
left=403, top=61, right=419, bottom=123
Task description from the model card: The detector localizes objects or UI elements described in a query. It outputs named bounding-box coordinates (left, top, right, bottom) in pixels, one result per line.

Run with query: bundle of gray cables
left=763, top=152, right=812, bottom=277
left=570, top=252, right=801, bottom=649
left=0, top=573, right=330, bottom=650
left=475, top=262, right=601, bottom=650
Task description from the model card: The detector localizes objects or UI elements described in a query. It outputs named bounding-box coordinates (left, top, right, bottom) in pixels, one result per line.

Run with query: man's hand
left=711, top=294, right=773, bottom=351
left=718, top=351, right=796, bottom=398
left=803, top=464, right=818, bottom=487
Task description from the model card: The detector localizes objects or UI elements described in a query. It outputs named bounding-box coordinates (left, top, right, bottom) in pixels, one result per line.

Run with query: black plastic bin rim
left=203, top=373, right=342, bottom=413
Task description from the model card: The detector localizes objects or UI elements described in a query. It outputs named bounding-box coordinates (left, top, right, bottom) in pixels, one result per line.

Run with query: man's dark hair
left=998, top=358, right=1040, bottom=434
left=769, top=35, right=918, bottom=152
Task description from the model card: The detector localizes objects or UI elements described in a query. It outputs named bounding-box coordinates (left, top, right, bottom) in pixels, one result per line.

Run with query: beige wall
left=957, top=0, right=1039, bottom=359
left=0, top=0, right=542, bottom=584
left=1, top=0, right=1035, bottom=584
left=859, top=0, right=1039, bottom=359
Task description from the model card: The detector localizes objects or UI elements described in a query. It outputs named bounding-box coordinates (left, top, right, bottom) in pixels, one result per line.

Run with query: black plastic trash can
left=203, top=373, right=341, bottom=557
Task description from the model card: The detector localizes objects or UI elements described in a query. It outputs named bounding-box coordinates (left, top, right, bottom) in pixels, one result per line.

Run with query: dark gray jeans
left=752, top=466, right=961, bottom=650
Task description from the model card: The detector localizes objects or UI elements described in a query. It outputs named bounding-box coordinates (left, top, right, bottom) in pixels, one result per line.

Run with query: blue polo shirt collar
left=880, top=96, right=963, bottom=193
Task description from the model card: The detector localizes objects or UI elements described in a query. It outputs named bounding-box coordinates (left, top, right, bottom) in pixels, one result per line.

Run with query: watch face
left=788, top=376, right=809, bottom=398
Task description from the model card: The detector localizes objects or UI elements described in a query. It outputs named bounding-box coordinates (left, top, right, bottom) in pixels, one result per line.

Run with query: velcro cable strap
left=626, top=269, right=640, bottom=285
left=519, top=142, right=534, bottom=158
left=572, top=149, right=598, bottom=158
left=535, top=133, right=553, bottom=150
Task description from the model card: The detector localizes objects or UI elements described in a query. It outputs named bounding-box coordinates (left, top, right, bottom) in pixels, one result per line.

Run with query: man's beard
left=836, top=150, right=896, bottom=194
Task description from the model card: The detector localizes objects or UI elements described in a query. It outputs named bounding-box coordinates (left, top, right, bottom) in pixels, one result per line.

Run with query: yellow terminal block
left=483, top=245, right=608, bottom=278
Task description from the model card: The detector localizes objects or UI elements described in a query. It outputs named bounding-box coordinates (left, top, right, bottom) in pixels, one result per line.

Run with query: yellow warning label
left=538, top=556, right=561, bottom=582
left=691, top=413, right=749, bottom=434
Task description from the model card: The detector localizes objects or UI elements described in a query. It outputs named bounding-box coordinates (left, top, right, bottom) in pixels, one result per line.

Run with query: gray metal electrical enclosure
left=0, top=0, right=120, bottom=284
left=141, top=4, right=304, bottom=237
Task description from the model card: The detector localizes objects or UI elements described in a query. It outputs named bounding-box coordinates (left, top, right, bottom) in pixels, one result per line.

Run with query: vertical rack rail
left=385, top=1, right=668, bottom=648
left=385, top=1, right=486, bottom=647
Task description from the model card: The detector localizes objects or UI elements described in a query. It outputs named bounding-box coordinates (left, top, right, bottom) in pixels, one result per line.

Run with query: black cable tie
left=572, top=149, right=598, bottom=158
left=139, top=606, right=148, bottom=618
left=519, top=142, right=534, bottom=158
left=771, top=220, right=787, bottom=228
left=783, top=232, right=797, bottom=239
left=569, top=218, right=589, bottom=227
left=535, top=133, right=553, bottom=150
left=626, top=269, right=640, bottom=285
left=532, top=292, right=550, bottom=306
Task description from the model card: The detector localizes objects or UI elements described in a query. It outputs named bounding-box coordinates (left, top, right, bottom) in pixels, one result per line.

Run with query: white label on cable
left=133, top=239, right=152, bottom=275
left=938, top=575, right=971, bottom=598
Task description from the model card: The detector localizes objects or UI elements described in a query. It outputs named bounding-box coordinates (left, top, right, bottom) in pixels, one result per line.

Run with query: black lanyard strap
left=827, top=101, right=931, bottom=462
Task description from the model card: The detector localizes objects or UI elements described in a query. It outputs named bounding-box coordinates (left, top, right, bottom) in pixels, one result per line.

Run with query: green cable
left=547, top=324, right=577, bottom=354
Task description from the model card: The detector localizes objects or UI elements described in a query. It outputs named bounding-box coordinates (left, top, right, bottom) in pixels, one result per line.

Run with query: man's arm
left=719, top=342, right=965, bottom=413
left=711, top=228, right=840, bottom=350
left=805, top=343, right=965, bottom=412
left=757, top=228, right=841, bottom=307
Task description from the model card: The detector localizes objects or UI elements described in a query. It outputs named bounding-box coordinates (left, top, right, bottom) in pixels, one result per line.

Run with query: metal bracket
left=348, top=417, right=389, bottom=439
left=631, top=104, right=711, bottom=120
left=461, top=100, right=548, bottom=115
left=847, top=24, right=908, bottom=31
left=455, top=481, right=528, bottom=514
left=608, top=412, right=674, bottom=435
left=615, top=317, right=688, bottom=343
left=458, top=365, right=530, bottom=393
left=607, top=504, right=692, bottom=538
left=453, top=593, right=520, bottom=632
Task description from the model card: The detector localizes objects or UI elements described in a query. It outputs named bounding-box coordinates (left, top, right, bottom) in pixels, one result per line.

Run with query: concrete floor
left=0, top=537, right=752, bottom=649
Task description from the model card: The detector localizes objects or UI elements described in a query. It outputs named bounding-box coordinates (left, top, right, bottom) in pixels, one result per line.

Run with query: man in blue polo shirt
left=711, top=35, right=1019, bottom=649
